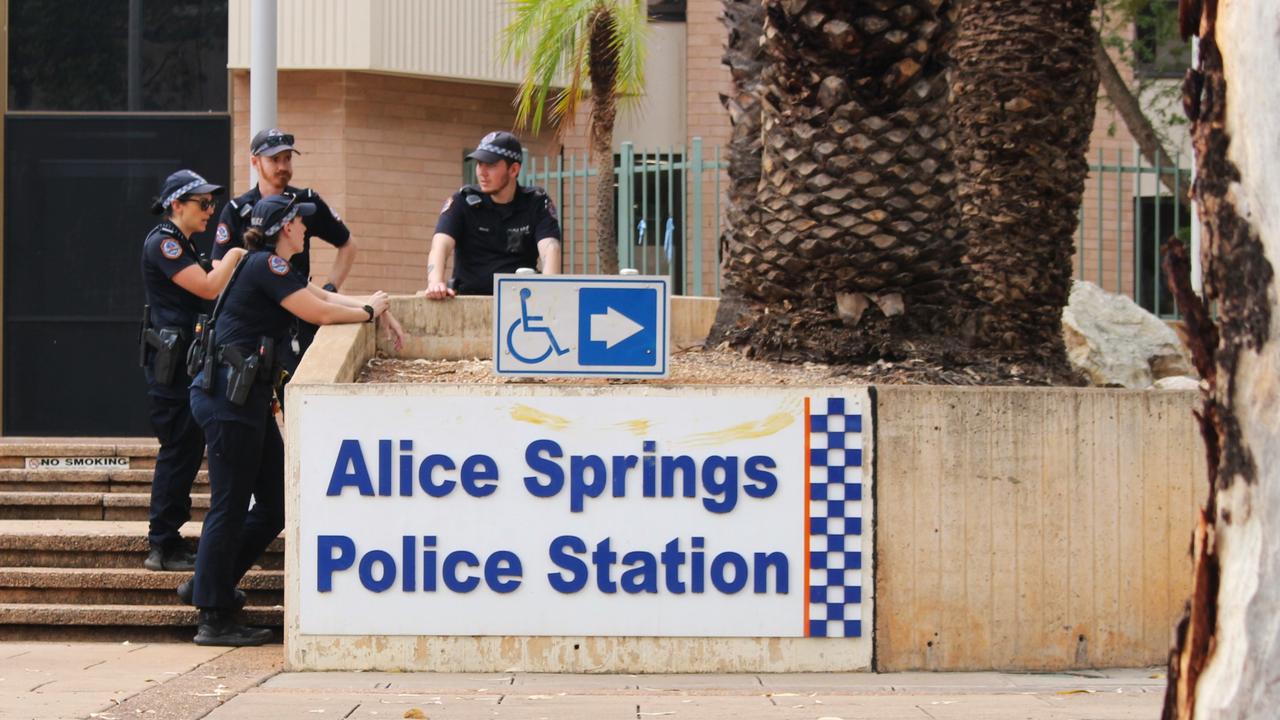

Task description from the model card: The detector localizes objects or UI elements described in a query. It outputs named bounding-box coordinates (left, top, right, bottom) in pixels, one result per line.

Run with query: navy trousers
left=187, top=409, right=285, bottom=610
left=146, top=393, right=205, bottom=551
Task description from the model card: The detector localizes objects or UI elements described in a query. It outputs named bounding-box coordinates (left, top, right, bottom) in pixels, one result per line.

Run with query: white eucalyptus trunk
left=1179, top=1, right=1280, bottom=717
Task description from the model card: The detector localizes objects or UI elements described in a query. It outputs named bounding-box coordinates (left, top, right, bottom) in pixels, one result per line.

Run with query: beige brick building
left=227, top=0, right=1188, bottom=309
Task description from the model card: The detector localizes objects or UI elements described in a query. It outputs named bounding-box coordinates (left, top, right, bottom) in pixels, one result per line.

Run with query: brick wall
left=232, top=70, right=558, bottom=296
left=684, top=0, right=732, bottom=297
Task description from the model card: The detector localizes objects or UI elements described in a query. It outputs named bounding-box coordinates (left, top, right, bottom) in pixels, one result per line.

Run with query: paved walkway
left=1, top=642, right=1166, bottom=720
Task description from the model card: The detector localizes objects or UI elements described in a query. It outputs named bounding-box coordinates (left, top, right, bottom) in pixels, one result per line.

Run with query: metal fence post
left=691, top=137, right=705, bottom=295
left=618, top=142, right=635, bottom=271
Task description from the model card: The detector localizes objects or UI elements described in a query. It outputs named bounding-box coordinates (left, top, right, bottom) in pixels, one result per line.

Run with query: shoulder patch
left=215, top=224, right=230, bottom=244
left=441, top=196, right=453, bottom=213
left=465, top=194, right=482, bottom=207
left=268, top=254, right=291, bottom=276
left=160, top=238, right=184, bottom=260
left=546, top=197, right=558, bottom=219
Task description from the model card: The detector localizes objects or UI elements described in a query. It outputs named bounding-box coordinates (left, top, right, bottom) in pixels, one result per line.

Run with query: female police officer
left=185, top=193, right=404, bottom=646
left=141, top=170, right=248, bottom=572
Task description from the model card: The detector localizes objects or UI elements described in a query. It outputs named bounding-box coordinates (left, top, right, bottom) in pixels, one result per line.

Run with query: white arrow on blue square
left=493, top=274, right=670, bottom=378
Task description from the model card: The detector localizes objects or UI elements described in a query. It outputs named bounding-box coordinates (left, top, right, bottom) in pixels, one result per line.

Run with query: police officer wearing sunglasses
left=139, top=170, right=248, bottom=572
left=212, top=128, right=356, bottom=386
left=183, top=194, right=404, bottom=646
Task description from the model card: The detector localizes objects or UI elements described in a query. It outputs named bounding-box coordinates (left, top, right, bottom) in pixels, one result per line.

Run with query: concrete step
left=0, top=520, right=283, bottom=569
left=0, top=567, right=283, bottom=606
left=0, top=438, right=163, bottom=469
left=0, top=468, right=210, bottom=493
left=0, top=603, right=282, bottom=642
left=0, top=492, right=211, bottom=521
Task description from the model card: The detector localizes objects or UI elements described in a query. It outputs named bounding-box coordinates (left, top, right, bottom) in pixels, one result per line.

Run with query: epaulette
left=519, top=185, right=547, bottom=197
left=460, top=185, right=484, bottom=206
left=239, top=203, right=252, bottom=218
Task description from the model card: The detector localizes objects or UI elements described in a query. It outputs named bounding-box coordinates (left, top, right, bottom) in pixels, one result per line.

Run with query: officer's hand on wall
left=421, top=281, right=456, bottom=300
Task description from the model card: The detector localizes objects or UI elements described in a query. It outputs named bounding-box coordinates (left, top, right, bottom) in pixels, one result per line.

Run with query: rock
left=1062, top=280, right=1195, bottom=389
left=1153, top=376, right=1202, bottom=391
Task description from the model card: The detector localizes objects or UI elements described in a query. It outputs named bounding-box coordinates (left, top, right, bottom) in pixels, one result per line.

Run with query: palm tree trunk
left=588, top=7, right=620, bottom=276
left=948, top=0, right=1097, bottom=360
left=712, top=0, right=964, bottom=362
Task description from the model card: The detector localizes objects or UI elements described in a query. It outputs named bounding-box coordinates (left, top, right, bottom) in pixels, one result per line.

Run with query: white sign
left=26, top=456, right=129, bottom=470
left=296, top=390, right=872, bottom=641
left=492, top=274, right=670, bottom=378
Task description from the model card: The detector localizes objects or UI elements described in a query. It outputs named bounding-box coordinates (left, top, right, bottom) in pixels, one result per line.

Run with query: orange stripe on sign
left=803, top=396, right=811, bottom=637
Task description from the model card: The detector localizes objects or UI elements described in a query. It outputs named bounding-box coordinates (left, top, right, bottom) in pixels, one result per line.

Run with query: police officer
left=185, top=194, right=404, bottom=646
left=423, top=131, right=562, bottom=298
left=140, top=170, right=248, bottom=572
left=213, top=128, right=357, bottom=379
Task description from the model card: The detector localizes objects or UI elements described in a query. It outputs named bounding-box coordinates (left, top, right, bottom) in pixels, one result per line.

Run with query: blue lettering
left=327, top=440, right=374, bottom=496
left=547, top=535, right=588, bottom=592
left=660, top=454, right=697, bottom=498
left=398, top=440, right=414, bottom=495
left=418, top=454, right=456, bottom=497
left=743, top=455, right=778, bottom=498
left=484, top=551, right=523, bottom=593
left=661, top=538, right=686, bottom=593
left=711, top=552, right=749, bottom=593
left=620, top=551, right=658, bottom=593
left=443, top=550, right=480, bottom=592
left=359, top=549, right=396, bottom=592
left=316, top=535, right=355, bottom=591
left=524, top=440, right=564, bottom=497
left=611, top=455, right=637, bottom=497
left=569, top=454, right=607, bottom=512
left=701, top=456, right=739, bottom=513
left=378, top=439, right=392, bottom=496
left=461, top=454, right=499, bottom=497
left=402, top=535, right=416, bottom=592
left=753, top=552, right=789, bottom=593
left=590, top=537, right=618, bottom=592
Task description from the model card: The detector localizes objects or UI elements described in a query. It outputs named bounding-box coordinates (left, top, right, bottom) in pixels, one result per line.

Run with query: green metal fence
left=517, top=138, right=727, bottom=297
left=1077, top=147, right=1191, bottom=319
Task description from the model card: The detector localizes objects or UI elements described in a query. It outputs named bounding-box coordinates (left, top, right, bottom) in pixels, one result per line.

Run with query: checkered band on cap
left=262, top=205, right=301, bottom=237
left=162, top=178, right=207, bottom=209
left=476, top=142, right=522, bottom=162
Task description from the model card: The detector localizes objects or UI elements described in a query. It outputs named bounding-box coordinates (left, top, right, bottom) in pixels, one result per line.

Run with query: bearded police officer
left=423, top=131, right=561, bottom=298
left=212, top=128, right=357, bottom=378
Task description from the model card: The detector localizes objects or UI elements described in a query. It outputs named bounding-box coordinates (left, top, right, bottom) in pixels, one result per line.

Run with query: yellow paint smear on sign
left=510, top=404, right=573, bottom=431
left=683, top=412, right=794, bottom=447
left=615, top=419, right=652, bottom=436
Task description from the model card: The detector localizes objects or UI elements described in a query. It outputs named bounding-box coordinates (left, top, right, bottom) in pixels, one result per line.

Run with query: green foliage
left=1097, top=0, right=1189, bottom=133
left=502, top=0, right=648, bottom=135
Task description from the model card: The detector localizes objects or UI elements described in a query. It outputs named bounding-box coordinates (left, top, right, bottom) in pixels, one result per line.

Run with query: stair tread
left=0, top=468, right=209, bottom=483
left=0, top=491, right=210, bottom=504
left=0, top=520, right=283, bottom=551
left=0, top=603, right=282, bottom=625
left=0, top=567, right=282, bottom=589
left=0, top=438, right=161, bottom=458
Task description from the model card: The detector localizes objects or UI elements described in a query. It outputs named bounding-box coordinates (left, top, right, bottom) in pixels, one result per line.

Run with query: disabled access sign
left=493, top=274, right=670, bottom=378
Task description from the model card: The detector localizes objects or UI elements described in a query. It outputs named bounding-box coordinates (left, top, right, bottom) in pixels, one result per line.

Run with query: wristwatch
left=363, top=304, right=376, bottom=322
left=323, top=282, right=338, bottom=293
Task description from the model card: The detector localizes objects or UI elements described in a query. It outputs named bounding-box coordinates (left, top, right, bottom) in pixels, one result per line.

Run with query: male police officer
left=423, top=131, right=561, bottom=298
left=212, top=128, right=357, bottom=374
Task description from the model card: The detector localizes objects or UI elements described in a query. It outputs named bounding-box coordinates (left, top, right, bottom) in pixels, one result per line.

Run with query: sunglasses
left=182, top=197, right=217, bottom=211
left=254, top=133, right=295, bottom=153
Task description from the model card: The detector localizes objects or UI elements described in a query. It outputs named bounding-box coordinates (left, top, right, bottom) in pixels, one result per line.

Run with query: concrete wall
left=289, top=298, right=1206, bottom=672
left=874, top=386, right=1203, bottom=671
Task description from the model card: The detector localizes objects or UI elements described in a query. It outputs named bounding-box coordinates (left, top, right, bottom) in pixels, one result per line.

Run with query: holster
left=217, top=337, right=275, bottom=406
left=138, top=307, right=186, bottom=386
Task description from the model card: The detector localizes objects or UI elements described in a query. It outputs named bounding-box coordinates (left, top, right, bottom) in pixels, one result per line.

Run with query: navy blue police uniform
left=212, top=186, right=350, bottom=375
left=435, top=183, right=561, bottom=295
left=188, top=248, right=306, bottom=614
left=138, top=170, right=223, bottom=571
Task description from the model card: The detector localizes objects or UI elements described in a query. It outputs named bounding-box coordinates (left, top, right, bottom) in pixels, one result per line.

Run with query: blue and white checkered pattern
left=808, top=397, right=864, bottom=638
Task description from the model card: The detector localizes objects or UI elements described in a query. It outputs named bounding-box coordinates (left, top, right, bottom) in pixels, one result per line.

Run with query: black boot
left=177, top=579, right=246, bottom=610
left=193, top=608, right=272, bottom=647
left=144, top=545, right=197, bottom=572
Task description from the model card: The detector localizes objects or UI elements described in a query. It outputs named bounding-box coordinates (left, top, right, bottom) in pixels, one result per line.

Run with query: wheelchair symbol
left=506, top=288, right=571, bottom=364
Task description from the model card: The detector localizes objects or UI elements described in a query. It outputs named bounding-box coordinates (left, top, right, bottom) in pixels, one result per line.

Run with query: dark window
left=1133, top=195, right=1190, bottom=318
left=8, top=0, right=228, bottom=112
left=649, top=1, right=686, bottom=22
left=1134, top=0, right=1189, bottom=79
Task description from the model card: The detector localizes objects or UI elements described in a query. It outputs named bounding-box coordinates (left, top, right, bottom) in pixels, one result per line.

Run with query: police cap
left=250, top=194, right=316, bottom=237
left=466, top=131, right=524, bottom=164
left=151, top=169, right=224, bottom=215
left=250, top=128, right=302, bottom=157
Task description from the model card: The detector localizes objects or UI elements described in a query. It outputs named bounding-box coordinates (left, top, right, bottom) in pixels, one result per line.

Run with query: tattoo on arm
left=428, top=264, right=435, bottom=274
